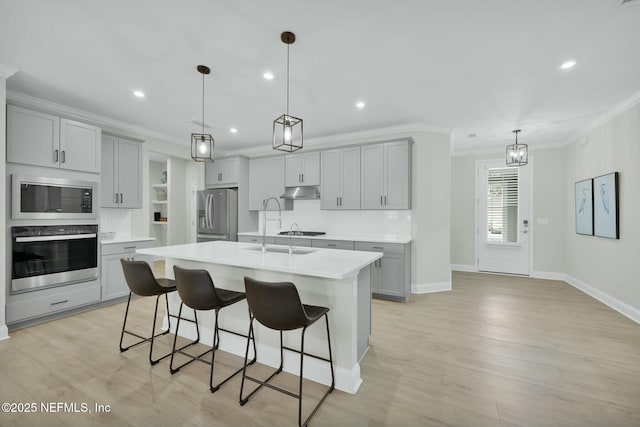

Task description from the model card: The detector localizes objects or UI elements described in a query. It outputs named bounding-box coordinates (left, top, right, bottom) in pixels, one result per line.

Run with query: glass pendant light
left=506, top=129, right=527, bottom=166
left=191, top=65, right=215, bottom=162
left=273, top=31, right=303, bottom=152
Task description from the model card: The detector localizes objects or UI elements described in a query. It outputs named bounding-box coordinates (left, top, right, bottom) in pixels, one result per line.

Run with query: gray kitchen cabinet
left=6, top=281, right=101, bottom=325
left=101, top=134, right=143, bottom=208
left=101, top=240, right=154, bottom=301
left=206, top=157, right=242, bottom=186
left=249, top=156, right=292, bottom=211
left=321, top=146, right=361, bottom=210
left=360, top=140, right=411, bottom=210
left=274, top=237, right=312, bottom=247
left=7, top=105, right=101, bottom=173
left=355, top=241, right=411, bottom=301
left=285, top=151, right=320, bottom=187
left=238, top=235, right=276, bottom=244
left=311, top=239, right=355, bottom=250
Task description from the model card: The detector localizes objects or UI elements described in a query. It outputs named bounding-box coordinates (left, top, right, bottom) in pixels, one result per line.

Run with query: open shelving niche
left=149, top=154, right=169, bottom=246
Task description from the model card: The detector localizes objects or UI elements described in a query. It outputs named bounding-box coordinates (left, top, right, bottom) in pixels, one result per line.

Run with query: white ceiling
left=1, top=0, right=639, bottom=155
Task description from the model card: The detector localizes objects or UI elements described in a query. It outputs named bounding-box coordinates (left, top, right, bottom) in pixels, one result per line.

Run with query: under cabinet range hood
left=280, top=186, right=320, bottom=200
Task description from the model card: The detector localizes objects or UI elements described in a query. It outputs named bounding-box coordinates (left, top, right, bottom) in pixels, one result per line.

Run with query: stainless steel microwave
left=12, top=175, right=97, bottom=220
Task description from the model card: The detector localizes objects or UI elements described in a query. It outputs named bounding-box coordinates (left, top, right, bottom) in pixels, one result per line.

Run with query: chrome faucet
left=288, top=222, right=300, bottom=255
left=262, top=197, right=282, bottom=253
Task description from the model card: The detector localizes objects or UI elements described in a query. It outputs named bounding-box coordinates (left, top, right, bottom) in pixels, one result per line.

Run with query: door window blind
left=487, top=167, right=519, bottom=244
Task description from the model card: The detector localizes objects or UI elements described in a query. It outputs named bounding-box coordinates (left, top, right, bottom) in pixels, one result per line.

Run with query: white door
left=477, top=160, right=531, bottom=275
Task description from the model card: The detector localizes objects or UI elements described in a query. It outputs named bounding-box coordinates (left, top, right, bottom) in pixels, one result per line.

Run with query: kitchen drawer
left=238, top=235, right=275, bottom=244
left=354, top=241, right=405, bottom=254
left=312, top=239, right=355, bottom=250
left=274, top=237, right=312, bottom=247
left=6, top=281, right=101, bottom=324
left=101, top=240, right=154, bottom=256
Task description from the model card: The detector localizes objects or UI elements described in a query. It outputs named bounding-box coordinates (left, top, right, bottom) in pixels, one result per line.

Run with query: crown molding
left=567, top=89, right=640, bottom=146
left=6, top=90, right=184, bottom=146
left=224, top=122, right=453, bottom=157
left=0, top=64, right=18, bottom=79
left=451, top=139, right=567, bottom=158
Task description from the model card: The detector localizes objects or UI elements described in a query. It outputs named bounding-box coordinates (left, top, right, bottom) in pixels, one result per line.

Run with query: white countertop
left=101, top=236, right=155, bottom=245
left=238, top=231, right=412, bottom=244
left=137, top=241, right=381, bottom=280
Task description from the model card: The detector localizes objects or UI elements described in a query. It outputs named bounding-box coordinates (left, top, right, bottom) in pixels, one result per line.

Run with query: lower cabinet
left=355, top=242, right=411, bottom=302
left=101, top=240, right=154, bottom=301
left=6, top=281, right=101, bottom=324
left=238, top=235, right=276, bottom=244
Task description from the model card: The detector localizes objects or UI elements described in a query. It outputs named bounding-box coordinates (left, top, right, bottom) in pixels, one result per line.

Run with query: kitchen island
left=137, top=240, right=381, bottom=394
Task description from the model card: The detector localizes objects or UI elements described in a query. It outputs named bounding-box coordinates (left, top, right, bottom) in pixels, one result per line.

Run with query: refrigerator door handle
left=207, top=194, right=213, bottom=229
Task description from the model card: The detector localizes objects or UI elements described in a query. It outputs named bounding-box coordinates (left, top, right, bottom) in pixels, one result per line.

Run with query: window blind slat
left=486, top=167, right=519, bottom=243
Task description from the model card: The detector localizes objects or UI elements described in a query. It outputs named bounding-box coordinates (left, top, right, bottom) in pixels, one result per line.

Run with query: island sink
left=244, top=245, right=316, bottom=255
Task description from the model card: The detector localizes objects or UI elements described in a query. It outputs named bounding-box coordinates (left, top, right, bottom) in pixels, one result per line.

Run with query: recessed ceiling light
left=356, top=101, right=366, bottom=109
left=263, top=71, right=274, bottom=80
left=133, top=90, right=145, bottom=98
left=560, top=60, right=576, bottom=70
left=230, top=128, right=238, bottom=134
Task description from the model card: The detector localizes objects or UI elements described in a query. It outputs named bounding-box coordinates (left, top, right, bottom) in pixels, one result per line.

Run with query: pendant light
left=191, top=65, right=215, bottom=162
left=506, top=129, right=527, bottom=166
left=273, top=31, right=303, bottom=152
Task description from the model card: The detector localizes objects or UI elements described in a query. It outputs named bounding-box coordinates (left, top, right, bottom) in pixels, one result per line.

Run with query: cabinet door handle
left=336, top=197, right=339, bottom=206
left=120, top=193, right=123, bottom=203
left=115, top=193, right=119, bottom=204
left=328, top=243, right=336, bottom=247
left=54, top=149, right=59, bottom=163
left=340, top=197, right=343, bottom=206
left=379, top=258, right=382, bottom=268
left=51, top=299, right=69, bottom=306
left=301, top=173, right=304, bottom=183
left=61, top=150, right=66, bottom=163
left=373, top=246, right=384, bottom=250
left=218, top=173, right=222, bottom=181
left=384, top=195, right=387, bottom=205
left=380, top=196, right=383, bottom=206
left=123, top=246, right=136, bottom=250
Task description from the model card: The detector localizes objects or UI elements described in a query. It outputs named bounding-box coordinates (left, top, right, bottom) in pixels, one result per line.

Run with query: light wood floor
left=2, top=271, right=640, bottom=426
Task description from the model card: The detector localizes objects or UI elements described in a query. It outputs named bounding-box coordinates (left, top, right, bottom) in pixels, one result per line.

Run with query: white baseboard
left=531, top=271, right=566, bottom=281
left=0, top=325, right=9, bottom=341
left=163, top=317, right=361, bottom=394
left=451, top=264, right=476, bottom=272
left=412, top=281, right=451, bottom=294
left=564, top=274, right=640, bottom=325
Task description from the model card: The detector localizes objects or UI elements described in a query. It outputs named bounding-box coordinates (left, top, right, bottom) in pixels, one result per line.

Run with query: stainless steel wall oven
left=11, top=225, right=98, bottom=294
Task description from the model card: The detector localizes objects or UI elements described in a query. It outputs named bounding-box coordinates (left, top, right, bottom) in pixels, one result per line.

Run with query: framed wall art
left=575, top=178, right=593, bottom=236
left=593, top=172, right=619, bottom=239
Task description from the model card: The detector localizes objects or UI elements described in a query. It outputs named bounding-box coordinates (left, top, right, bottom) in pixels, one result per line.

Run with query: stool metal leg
left=209, top=308, right=257, bottom=393
left=239, top=314, right=335, bottom=427
left=169, top=303, right=206, bottom=374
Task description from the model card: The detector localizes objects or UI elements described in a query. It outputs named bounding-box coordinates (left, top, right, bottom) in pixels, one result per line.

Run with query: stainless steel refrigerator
left=197, top=188, right=238, bottom=242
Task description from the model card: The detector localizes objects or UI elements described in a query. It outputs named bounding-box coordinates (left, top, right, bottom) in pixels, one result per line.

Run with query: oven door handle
left=15, top=233, right=97, bottom=243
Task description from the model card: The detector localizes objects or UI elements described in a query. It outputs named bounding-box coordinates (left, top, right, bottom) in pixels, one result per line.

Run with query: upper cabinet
left=205, top=157, right=240, bottom=187
left=249, top=156, right=292, bottom=211
left=7, top=105, right=101, bottom=173
left=361, top=140, right=411, bottom=210
left=101, top=134, right=143, bottom=209
left=321, top=146, right=361, bottom=210
left=284, top=152, right=320, bottom=187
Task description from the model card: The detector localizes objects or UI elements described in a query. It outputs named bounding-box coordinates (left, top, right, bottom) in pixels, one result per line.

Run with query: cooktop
left=278, top=231, right=326, bottom=237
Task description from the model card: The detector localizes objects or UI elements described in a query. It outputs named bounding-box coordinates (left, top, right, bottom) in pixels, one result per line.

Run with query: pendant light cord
left=202, top=71, right=205, bottom=135
left=286, top=42, right=290, bottom=118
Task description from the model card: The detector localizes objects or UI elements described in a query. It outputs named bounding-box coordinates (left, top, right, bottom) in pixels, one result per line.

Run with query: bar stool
left=119, top=259, right=199, bottom=365
left=170, top=265, right=257, bottom=393
left=240, top=277, right=335, bottom=427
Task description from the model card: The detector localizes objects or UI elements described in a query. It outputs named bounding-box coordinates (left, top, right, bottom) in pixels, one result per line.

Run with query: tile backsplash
left=259, top=200, right=411, bottom=236
left=100, top=208, right=132, bottom=238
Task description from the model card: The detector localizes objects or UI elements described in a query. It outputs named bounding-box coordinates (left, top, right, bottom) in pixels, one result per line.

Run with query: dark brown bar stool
left=119, top=259, right=199, bottom=365
left=240, top=277, right=335, bottom=427
left=170, top=265, right=257, bottom=393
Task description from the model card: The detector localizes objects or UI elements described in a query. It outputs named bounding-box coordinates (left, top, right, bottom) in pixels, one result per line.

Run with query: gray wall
left=565, top=102, right=640, bottom=312
left=450, top=147, right=567, bottom=274
left=1, top=76, right=7, bottom=338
